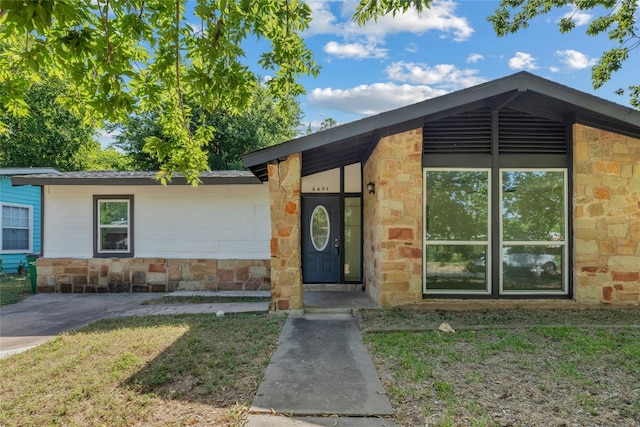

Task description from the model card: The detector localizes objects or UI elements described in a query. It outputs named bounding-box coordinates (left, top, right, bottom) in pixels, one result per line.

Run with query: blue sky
left=100, top=0, right=638, bottom=145
left=283, top=0, right=638, bottom=130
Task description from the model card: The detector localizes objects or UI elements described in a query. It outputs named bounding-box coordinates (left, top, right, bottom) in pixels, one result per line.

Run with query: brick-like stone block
left=146, top=272, right=167, bottom=283
left=88, top=271, right=99, bottom=285
left=85, top=286, right=96, bottom=293
left=99, top=264, right=109, bottom=277
left=602, top=286, right=613, bottom=301
left=388, top=227, right=414, bottom=240
left=73, top=285, right=84, bottom=293
left=612, top=271, right=640, bottom=282
left=132, top=285, right=149, bottom=292
left=177, top=281, right=204, bottom=291
left=97, top=286, right=108, bottom=293
left=218, top=281, right=243, bottom=291
left=131, top=271, right=146, bottom=285
left=37, top=285, right=55, bottom=293
left=151, top=283, right=167, bottom=292
left=218, top=269, right=235, bottom=282
left=149, top=262, right=166, bottom=273
left=60, top=283, right=72, bottom=293
left=236, top=266, right=250, bottom=282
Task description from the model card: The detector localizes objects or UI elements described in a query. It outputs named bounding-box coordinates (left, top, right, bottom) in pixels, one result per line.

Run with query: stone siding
left=268, top=153, right=303, bottom=311
left=363, top=128, right=423, bottom=306
left=34, top=258, right=270, bottom=293
left=574, top=124, right=640, bottom=304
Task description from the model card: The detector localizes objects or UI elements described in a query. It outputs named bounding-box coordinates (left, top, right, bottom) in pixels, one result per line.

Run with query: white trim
left=423, top=168, right=491, bottom=295
left=97, top=198, right=131, bottom=254
left=499, top=168, right=568, bottom=295
left=0, top=202, right=33, bottom=254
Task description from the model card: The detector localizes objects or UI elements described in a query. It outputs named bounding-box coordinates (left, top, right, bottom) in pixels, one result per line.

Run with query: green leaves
left=489, top=0, right=639, bottom=109
left=0, top=1, right=433, bottom=181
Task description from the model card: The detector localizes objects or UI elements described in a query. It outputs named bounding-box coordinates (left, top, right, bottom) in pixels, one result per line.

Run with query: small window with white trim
left=94, top=196, right=133, bottom=257
left=1, top=203, right=32, bottom=253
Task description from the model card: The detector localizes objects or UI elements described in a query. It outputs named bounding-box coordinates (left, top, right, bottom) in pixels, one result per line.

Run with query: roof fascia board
left=243, top=72, right=640, bottom=168
left=10, top=176, right=262, bottom=186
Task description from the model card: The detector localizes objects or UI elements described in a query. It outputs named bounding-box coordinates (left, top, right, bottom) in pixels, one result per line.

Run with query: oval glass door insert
left=310, top=205, right=330, bottom=251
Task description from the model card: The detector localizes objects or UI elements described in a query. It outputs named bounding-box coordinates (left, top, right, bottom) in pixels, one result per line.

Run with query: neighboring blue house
left=0, top=168, right=59, bottom=274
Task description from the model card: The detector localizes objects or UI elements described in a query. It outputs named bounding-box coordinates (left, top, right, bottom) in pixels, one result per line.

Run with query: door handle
left=334, top=238, right=340, bottom=256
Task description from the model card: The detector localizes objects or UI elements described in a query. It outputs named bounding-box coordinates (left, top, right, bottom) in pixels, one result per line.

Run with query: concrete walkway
left=248, top=313, right=396, bottom=426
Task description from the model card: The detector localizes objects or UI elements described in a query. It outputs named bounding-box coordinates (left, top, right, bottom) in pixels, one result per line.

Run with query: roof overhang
left=243, top=72, right=640, bottom=181
left=10, top=171, right=262, bottom=186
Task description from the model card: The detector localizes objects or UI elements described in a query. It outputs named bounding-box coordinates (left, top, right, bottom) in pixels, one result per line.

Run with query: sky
left=100, top=0, right=638, bottom=145
left=279, top=0, right=638, bottom=130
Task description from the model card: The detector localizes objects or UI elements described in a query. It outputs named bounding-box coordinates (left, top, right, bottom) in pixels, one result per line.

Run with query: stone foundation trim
left=34, top=258, right=270, bottom=294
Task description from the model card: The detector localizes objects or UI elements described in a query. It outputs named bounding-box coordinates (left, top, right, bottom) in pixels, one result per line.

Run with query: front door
left=302, top=195, right=341, bottom=283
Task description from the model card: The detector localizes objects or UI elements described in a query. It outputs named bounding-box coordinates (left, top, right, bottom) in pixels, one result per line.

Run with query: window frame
left=1, top=203, right=33, bottom=253
left=423, top=168, right=492, bottom=295
left=499, top=168, right=568, bottom=296
left=93, top=195, right=134, bottom=258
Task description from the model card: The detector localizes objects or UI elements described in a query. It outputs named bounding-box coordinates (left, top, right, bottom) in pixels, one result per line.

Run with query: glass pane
left=426, top=171, right=489, bottom=241
left=425, top=245, right=488, bottom=292
left=310, top=205, right=329, bottom=251
left=2, top=228, right=29, bottom=250
left=1, top=206, right=9, bottom=227
left=344, top=198, right=361, bottom=281
left=99, top=201, right=129, bottom=225
left=100, top=228, right=129, bottom=251
left=502, top=171, right=565, bottom=241
left=502, top=245, right=564, bottom=292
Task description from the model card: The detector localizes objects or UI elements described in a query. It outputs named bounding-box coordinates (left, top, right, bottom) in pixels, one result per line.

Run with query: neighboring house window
left=1, top=204, right=32, bottom=252
left=94, top=195, right=134, bottom=257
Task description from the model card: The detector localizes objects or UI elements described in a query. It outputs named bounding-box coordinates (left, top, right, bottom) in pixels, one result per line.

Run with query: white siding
left=43, top=183, right=270, bottom=259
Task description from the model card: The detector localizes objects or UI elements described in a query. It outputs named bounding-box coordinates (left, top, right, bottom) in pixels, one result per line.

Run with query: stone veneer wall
left=574, top=124, right=640, bottom=304
left=268, top=153, right=303, bottom=311
left=363, top=128, right=423, bottom=306
left=34, top=258, right=270, bottom=293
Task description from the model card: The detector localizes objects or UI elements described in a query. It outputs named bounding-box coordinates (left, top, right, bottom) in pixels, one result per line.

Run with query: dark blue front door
left=302, top=195, right=341, bottom=283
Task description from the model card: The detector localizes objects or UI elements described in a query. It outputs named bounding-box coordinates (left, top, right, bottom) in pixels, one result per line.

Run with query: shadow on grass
left=0, top=313, right=284, bottom=427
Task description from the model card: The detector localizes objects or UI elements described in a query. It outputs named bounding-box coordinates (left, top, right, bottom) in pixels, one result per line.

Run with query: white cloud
left=556, top=49, right=596, bottom=69
left=385, top=61, right=485, bottom=90
left=306, top=0, right=473, bottom=42
left=308, top=83, right=448, bottom=115
left=562, top=7, right=592, bottom=26
left=323, top=41, right=388, bottom=59
left=508, top=52, right=538, bottom=70
left=466, top=53, right=484, bottom=63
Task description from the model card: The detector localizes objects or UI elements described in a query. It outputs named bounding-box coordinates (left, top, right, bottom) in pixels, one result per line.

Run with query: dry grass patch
left=361, top=309, right=640, bottom=427
left=141, top=295, right=270, bottom=305
left=0, top=313, right=284, bottom=427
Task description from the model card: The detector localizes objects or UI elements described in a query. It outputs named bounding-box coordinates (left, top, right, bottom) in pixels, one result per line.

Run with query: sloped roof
left=0, top=168, right=60, bottom=176
left=243, top=72, right=640, bottom=181
left=10, top=170, right=262, bottom=186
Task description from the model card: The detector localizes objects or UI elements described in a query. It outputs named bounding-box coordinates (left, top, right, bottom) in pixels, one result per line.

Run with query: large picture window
left=423, top=169, right=568, bottom=296
left=501, top=170, right=567, bottom=294
left=1, top=204, right=32, bottom=252
left=424, top=169, right=490, bottom=294
left=94, top=196, right=133, bottom=257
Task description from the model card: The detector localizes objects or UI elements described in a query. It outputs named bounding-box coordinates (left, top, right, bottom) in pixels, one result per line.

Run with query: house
left=9, top=171, right=271, bottom=293
left=11, top=72, right=640, bottom=308
left=242, top=71, right=640, bottom=309
left=0, top=168, right=59, bottom=274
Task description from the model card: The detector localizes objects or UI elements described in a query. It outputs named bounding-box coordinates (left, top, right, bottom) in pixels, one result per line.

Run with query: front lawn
left=361, top=308, right=640, bottom=427
left=0, top=275, right=32, bottom=306
left=0, top=313, right=284, bottom=427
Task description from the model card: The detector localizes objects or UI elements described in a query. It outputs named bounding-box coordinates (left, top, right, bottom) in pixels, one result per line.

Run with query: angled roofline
left=243, top=71, right=640, bottom=168
left=10, top=170, right=262, bottom=186
left=0, top=168, right=61, bottom=176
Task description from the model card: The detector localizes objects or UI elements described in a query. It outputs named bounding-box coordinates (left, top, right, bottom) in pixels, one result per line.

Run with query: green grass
left=363, top=309, right=640, bottom=427
left=141, top=295, right=271, bottom=305
left=0, top=275, right=32, bottom=306
left=0, top=313, right=284, bottom=427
